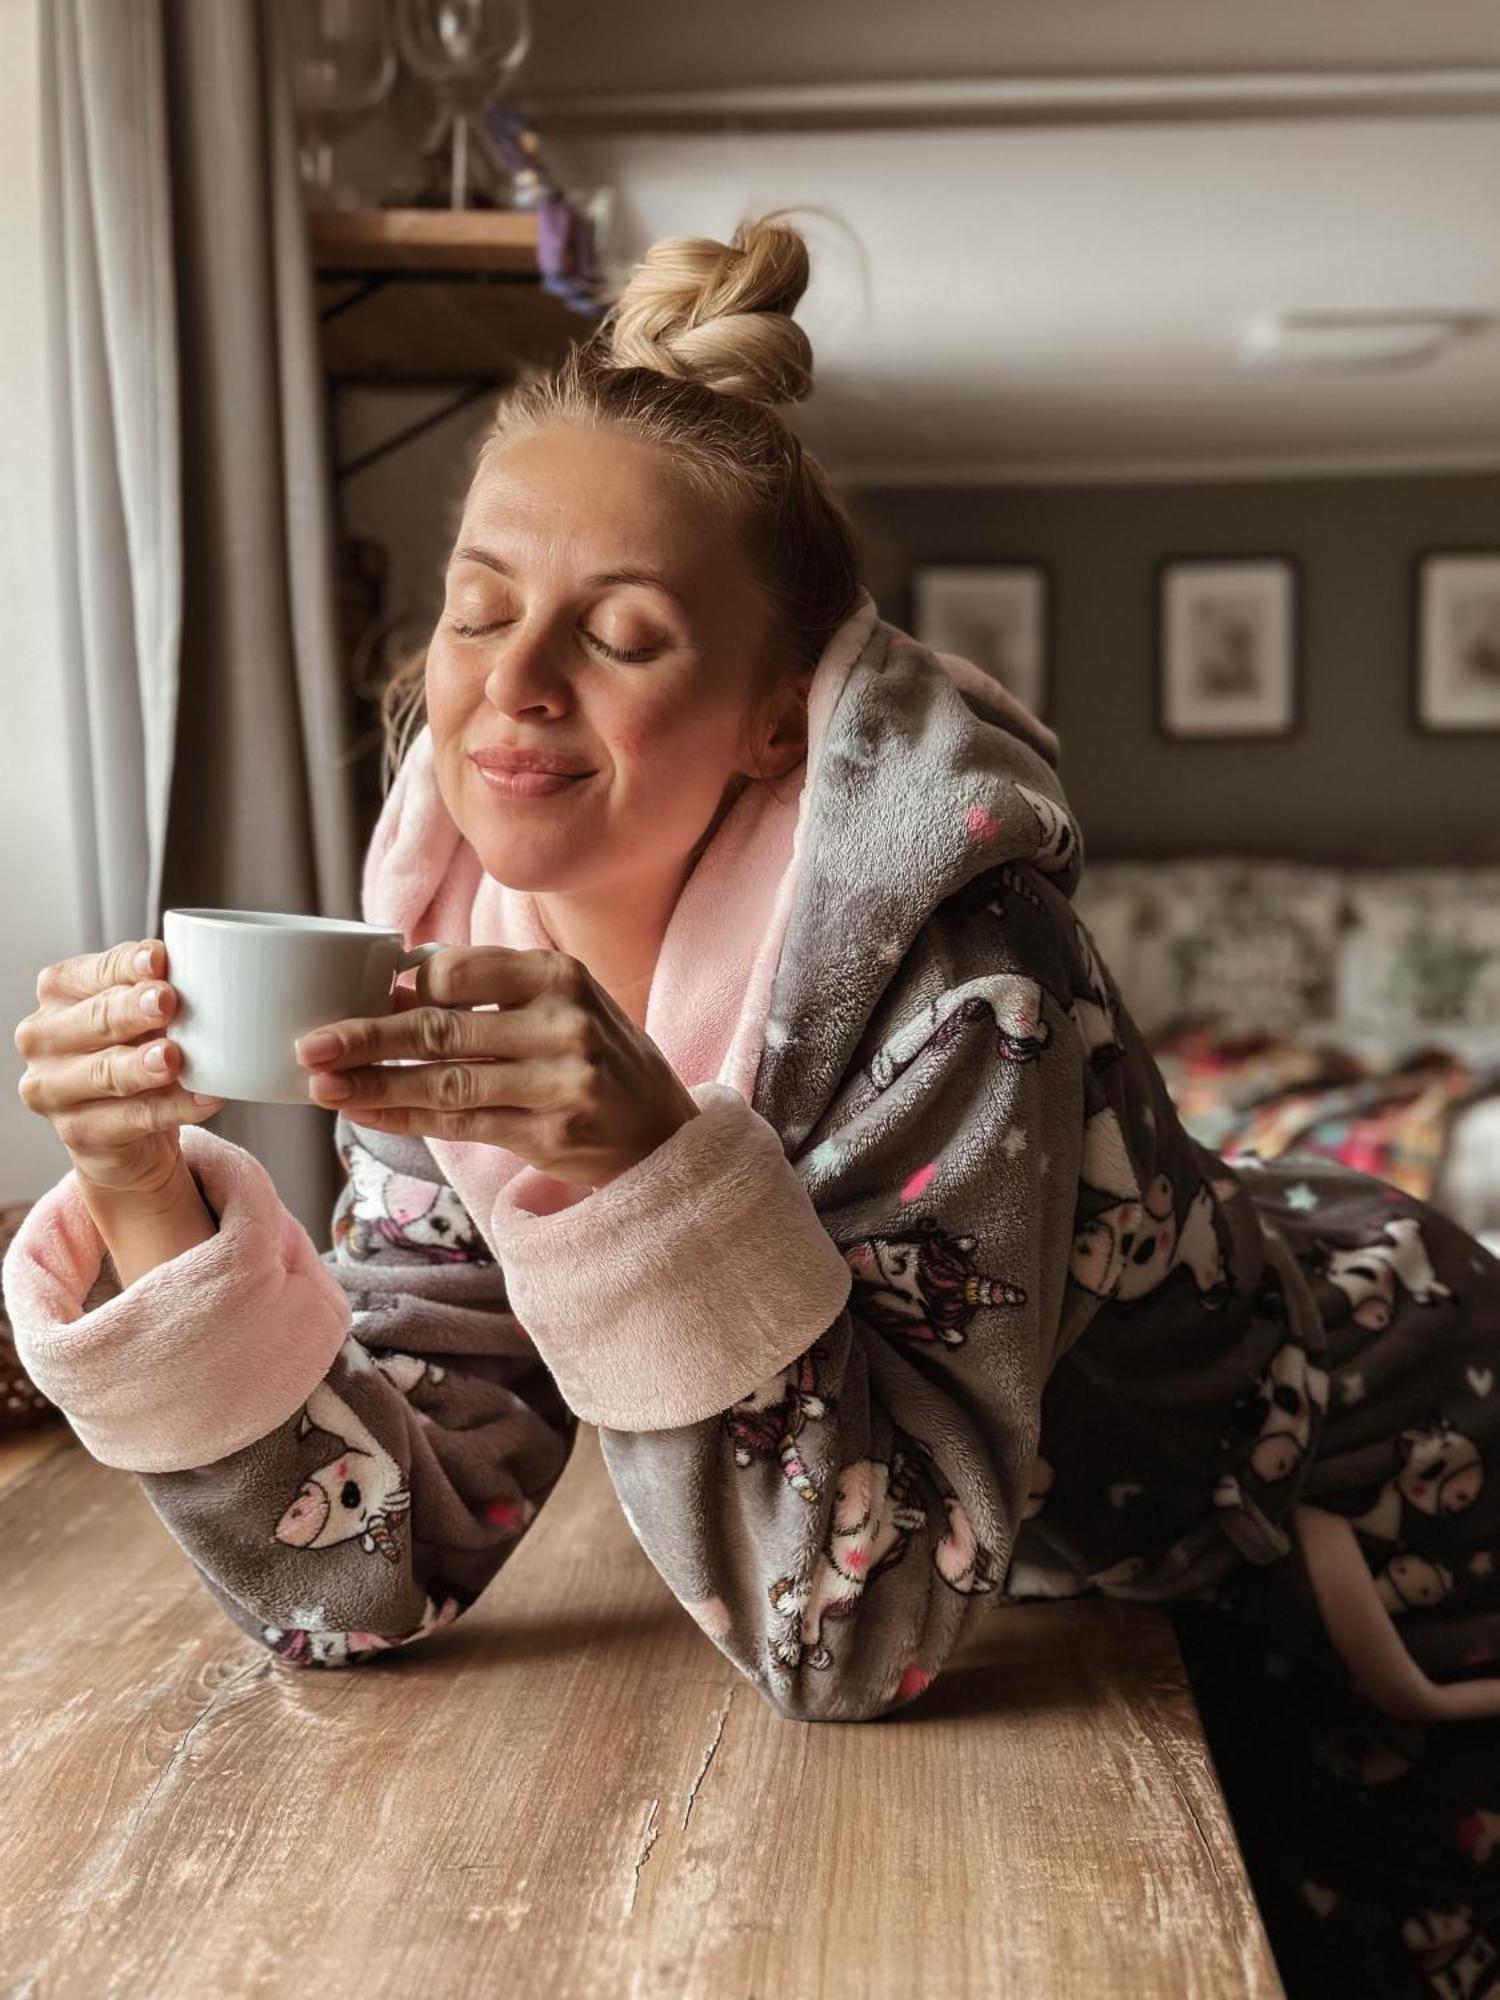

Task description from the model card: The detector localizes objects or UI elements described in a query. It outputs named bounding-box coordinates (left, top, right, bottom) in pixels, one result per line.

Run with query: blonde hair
left=376, top=208, right=865, bottom=802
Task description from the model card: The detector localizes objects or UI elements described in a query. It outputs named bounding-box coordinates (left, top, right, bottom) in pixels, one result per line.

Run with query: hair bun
left=603, top=212, right=815, bottom=407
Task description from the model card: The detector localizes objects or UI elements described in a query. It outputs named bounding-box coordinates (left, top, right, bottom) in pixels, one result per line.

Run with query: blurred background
left=3, top=0, right=1499, bottom=1329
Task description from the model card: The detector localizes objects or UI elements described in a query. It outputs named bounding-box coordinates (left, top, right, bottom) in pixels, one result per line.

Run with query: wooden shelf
left=310, top=205, right=545, bottom=276
left=312, top=207, right=604, bottom=383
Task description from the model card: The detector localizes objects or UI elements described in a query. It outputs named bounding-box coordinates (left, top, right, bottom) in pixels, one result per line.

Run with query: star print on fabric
left=1337, top=1371, right=1366, bottom=1404
left=1283, top=1183, right=1320, bottom=1211
left=287, top=1603, right=331, bottom=1631
left=1039, top=1150, right=1051, bottom=1177
left=999, top=1125, right=1028, bottom=1159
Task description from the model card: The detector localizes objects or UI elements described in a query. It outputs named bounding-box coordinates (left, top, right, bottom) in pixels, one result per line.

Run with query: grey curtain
left=41, top=0, right=361, bottom=1248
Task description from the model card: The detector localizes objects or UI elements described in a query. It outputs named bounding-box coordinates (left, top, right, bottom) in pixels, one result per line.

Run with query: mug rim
left=164, top=908, right=400, bottom=939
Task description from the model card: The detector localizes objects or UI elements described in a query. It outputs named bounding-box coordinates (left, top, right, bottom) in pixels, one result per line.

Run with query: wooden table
left=0, top=1421, right=1283, bottom=1997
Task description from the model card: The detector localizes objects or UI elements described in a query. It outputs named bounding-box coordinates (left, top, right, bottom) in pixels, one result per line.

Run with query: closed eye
left=447, top=617, right=657, bottom=663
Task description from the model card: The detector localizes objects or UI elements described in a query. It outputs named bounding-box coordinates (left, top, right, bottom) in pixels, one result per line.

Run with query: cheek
left=609, top=696, right=734, bottom=779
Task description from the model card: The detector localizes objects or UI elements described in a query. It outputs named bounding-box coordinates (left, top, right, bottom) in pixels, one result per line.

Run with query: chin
left=464, top=838, right=576, bottom=893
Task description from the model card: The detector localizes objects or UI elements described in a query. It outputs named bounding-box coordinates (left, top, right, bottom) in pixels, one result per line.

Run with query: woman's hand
left=14, top=938, right=223, bottom=1198
left=294, top=946, right=700, bottom=1188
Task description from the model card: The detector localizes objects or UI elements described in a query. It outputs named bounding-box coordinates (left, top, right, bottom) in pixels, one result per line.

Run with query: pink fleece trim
left=0, top=1124, right=352, bottom=1472
left=488, top=1081, right=854, bottom=1430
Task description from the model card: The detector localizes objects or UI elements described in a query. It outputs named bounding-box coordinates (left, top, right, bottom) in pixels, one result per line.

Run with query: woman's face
left=427, top=421, right=808, bottom=901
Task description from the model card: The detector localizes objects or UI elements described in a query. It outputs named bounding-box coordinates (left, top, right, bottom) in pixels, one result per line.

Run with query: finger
left=308, top=1052, right=559, bottom=1117
left=319, top=1099, right=543, bottom=1149
left=22, top=971, right=178, bottom=1068
left=37, top=937, right=162, bottom=1008
left=54, top=1078, right=224, bottom=1150
left=27, top=1018, right=192, bottom=1119
left=310, top=947, right=569, bottom=1061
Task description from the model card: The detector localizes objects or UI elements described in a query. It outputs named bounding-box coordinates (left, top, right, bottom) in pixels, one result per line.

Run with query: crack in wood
left=1134, top=1707, right=1229, bottom=1904
left=680, top=1687, right=733, bottom=1833
left=625, top=1797, right=661, bottom=1918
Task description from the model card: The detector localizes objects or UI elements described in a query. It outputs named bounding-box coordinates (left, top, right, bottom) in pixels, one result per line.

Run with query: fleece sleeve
left=484, top=905, right=1091, bottom=1723
left=0, top=1111, right=577, bottom=1669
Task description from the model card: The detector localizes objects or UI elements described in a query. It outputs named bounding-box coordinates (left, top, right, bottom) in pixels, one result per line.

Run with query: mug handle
left=391, top=942, right=446, bottom=1001
left=395, top=941, right=446, bottom=977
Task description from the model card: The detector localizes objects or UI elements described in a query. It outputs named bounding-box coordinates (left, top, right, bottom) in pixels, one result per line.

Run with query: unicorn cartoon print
left=335, top=1130, right=492, bottom=1264
left=274, top=1371, right=412, bottom=1565
left=767, top=1447, right=1001, bottom=1673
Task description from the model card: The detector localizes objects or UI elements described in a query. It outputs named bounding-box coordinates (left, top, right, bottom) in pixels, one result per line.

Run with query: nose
left=482, top=624, right=578, bottom=721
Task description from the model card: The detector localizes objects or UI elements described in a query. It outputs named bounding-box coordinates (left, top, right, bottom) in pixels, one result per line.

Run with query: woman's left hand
left=293, top=946, right=701, bottom=1188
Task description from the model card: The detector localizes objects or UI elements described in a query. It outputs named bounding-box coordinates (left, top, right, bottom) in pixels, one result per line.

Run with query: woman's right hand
left=13, top=938, right=225, bottom=1198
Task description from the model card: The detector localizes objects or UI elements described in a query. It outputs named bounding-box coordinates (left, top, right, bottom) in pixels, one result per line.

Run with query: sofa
left=1072, top=856, right=1500, bottom=1258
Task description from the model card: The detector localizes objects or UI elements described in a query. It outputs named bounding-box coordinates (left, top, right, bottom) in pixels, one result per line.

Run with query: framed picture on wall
left=910, top=564, right=1050, bottom=719
left=1155, top=556, right=1300, bottom=740
left=1413, top=549, right=1500, bottom=734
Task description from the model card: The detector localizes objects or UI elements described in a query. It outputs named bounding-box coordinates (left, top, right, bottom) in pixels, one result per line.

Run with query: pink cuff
left=487, top=1081, right=854, bottom=1431
left=0, top=1124, right=352, bottom=1473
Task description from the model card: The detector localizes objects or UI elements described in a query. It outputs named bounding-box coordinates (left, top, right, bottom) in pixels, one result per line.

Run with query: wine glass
left=281, top=0, right=398, bottom=210
left=393, top=0, right=533, bottom=209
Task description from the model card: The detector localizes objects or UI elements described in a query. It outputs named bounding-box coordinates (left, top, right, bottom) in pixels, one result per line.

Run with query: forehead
left=463, top=425, right=722, bottom=558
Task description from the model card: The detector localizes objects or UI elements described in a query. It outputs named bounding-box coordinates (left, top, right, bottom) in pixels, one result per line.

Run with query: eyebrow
left=452, top=546, right=691, bottom=613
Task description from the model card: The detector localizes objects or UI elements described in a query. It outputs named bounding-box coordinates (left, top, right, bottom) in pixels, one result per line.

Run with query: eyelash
left=448, top=618, right=656, bottom=664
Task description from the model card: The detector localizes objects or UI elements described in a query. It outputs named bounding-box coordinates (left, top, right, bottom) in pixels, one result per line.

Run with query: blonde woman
left=10, top=212, right=1500, bottom=1998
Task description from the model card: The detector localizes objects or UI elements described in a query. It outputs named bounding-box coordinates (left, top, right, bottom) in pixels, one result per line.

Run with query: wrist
left=77, top=1150, right=200, bottom=1215
left=76, top=1153, right=220, bottom=1290
left=595, top=1091, right=703, bottom=1188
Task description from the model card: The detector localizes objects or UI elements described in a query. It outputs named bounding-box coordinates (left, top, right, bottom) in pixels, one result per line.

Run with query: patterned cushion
left=1078, top=859, right=1347, bottom=1038
left=1071, top=861, right=1158, bottom=1022
left=1336, top=869, right=1500, bottom=1062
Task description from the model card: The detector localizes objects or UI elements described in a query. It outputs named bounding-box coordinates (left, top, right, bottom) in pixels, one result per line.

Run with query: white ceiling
left=497, top=2, right=1500, bottom=481
left=519, top=0, right=1500, bottom=95
left=538, top=116, right=1500, bottom=483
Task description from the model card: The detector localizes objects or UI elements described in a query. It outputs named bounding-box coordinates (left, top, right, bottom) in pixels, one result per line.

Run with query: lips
left=469, top=749, right=594, bottom=777
left=473, top=763, right=589, bottom=799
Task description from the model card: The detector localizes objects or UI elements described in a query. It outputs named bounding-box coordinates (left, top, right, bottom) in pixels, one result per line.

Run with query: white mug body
left=161, top=908, right=444, bottom=1105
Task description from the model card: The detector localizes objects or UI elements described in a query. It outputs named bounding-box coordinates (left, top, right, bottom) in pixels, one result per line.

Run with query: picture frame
left=1154, top=556, right=1300, bottom=741
left=909, top=564, right=1050, bottom=720
left=1412, top=549, right=1500, bottom=735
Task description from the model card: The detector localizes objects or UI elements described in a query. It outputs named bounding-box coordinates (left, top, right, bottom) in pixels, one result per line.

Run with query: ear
left=756, top=669, right=815, bottom=779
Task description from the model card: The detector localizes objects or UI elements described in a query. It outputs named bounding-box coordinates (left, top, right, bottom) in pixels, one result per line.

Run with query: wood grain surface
left=0, top=1421, right=1283, bottom=1998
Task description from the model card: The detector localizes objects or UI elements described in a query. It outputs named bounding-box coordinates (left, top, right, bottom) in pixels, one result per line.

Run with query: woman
left=9, top=212, right=1500, bottom=1998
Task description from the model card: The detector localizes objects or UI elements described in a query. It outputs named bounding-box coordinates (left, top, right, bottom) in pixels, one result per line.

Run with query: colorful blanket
left=1150, top=1022, right=1500, bottom=1203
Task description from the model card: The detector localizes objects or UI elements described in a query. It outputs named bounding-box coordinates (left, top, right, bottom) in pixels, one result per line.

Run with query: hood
left=361, top=585, right=1080, bottom=1208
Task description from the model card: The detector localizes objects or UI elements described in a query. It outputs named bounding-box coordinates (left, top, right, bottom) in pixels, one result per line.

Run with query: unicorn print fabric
left=7, top=589, right=1500, bottom=1996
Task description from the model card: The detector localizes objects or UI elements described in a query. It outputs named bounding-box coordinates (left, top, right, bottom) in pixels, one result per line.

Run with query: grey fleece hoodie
left=2, top=608, right=1327, bottom=1720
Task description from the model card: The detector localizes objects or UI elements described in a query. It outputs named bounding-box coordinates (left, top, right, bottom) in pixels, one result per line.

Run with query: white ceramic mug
left=161, top=908, right=444, bottom=1106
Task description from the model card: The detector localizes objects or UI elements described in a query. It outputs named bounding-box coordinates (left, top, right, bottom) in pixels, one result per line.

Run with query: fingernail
left=143, top=1043, right=167, bottom=1072
left=192, top=1094, right=222, bottom=1108
left=141, top=987, right=164, bottom=1017
left=134, top=947, right=154, bottom=975
left=298, top=1029, right=342, bottom=1062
